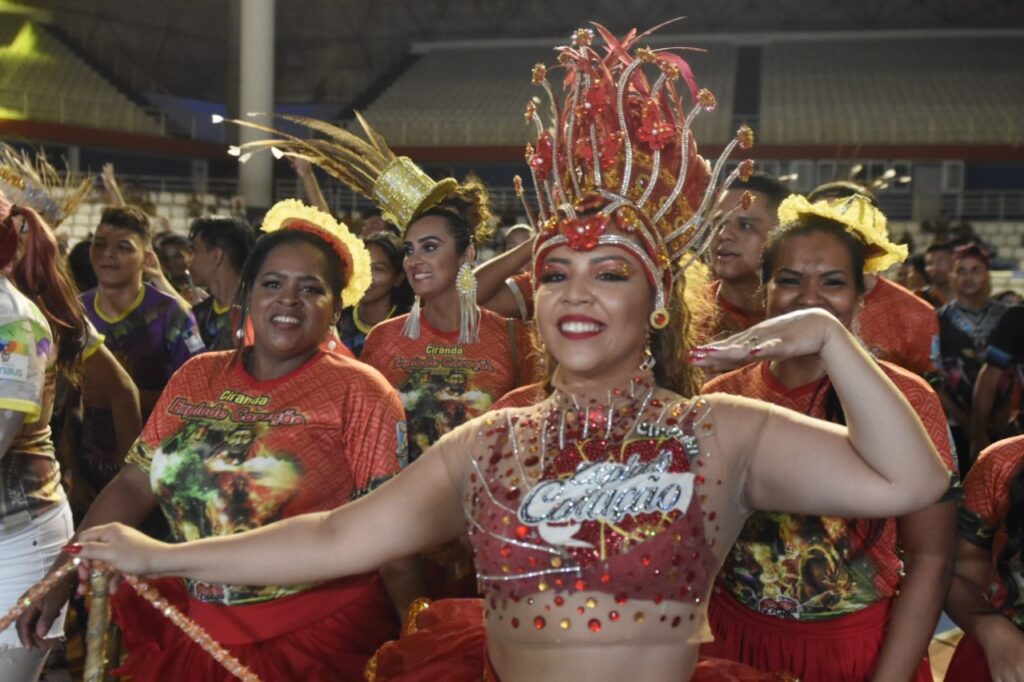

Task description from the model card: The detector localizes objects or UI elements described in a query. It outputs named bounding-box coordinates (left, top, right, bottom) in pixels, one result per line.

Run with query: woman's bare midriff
left=486, top=591, right=706, bottom=681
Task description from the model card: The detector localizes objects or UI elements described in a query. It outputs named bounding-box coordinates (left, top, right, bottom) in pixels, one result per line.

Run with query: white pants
left=0, top=501, right=73, bottom=680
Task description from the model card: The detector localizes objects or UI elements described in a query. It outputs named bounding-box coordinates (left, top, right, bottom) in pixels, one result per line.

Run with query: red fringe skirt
left=111, top=573, right=398, bottom=681
left=702, top=590, right=931, bottom=682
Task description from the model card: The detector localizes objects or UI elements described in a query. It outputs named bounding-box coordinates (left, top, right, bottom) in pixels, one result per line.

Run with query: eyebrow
left=405, top=235, right=443, bottom=246
left=544, top=255, right=631, bottom=265
left=259, top=271, right=326, bottom=282
left=776, top=267, right=848, bottom=277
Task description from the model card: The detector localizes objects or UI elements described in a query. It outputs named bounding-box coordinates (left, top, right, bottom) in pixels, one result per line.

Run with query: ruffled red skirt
left=368, top=598, right=788, bottom=681
left=702, top=590, right=932, bottom=682
left=111, top=573, right=398, bottom=681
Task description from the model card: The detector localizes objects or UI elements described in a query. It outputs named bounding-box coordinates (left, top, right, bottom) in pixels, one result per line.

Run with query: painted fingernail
left=61, top=544, right=82, bottom=555
left=749, top=346, right=763, bottom=356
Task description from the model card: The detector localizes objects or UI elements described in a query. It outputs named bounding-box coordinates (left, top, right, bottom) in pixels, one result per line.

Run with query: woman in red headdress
left=69, top=25, right=949, bottom=682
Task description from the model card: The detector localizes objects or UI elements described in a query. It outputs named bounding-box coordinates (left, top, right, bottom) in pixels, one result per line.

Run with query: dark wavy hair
left=363, top=231, right=413, bottom=312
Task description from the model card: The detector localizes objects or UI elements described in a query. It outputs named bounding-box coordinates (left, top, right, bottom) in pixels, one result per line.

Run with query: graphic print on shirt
left=723, top=513, right=882, bottom=619
left=148, top=389, right=309, bottom=604
left=396, top=344, right=498, bottom=461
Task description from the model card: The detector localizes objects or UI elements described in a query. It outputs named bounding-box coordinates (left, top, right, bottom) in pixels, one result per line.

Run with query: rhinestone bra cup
left=466, top=376, right=716, bottom=608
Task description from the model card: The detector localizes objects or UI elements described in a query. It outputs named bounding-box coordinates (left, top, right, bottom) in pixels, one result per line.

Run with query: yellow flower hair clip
left=261, top=199, right=372, bottom=308
left=777, top=193, right=908, bottom=273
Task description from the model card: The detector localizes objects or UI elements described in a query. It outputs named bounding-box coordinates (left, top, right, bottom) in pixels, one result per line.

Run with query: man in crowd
left=705, top=172, right=790, bottom=339
left=188, top=216, right=255, bottom=350
left=937, top=243, right=1007, bottom=469
left=83, top=207, right=205, bottom=417
left=918, top=241, right=955, bottom=307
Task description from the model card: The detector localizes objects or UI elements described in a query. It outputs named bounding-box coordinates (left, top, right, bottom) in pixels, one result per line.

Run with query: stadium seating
left=760, top=37, right=1024, bottom=145
left=0, top=17, right=164, bottom=135
left=362, top=41, right=737, bottom=147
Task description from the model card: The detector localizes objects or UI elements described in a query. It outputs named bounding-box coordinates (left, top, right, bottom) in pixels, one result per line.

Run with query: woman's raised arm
left=698, top=308, right=948, bottom=519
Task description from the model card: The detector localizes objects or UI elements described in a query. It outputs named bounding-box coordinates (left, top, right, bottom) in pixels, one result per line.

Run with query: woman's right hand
left=690, top=308, right=845, bottom=373
left=69, top=523, right=170, bottom=576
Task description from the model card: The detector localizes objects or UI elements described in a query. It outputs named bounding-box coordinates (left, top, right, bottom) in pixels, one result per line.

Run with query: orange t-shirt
left=703, top=360, right=958, bottom=619
left=127, top=350, right=404, bottom=605
left=958, top=435, right=1024, bottom=629
left=362, top=308, right=534, bottom=465
left=857, top=277, right=939, bottom=377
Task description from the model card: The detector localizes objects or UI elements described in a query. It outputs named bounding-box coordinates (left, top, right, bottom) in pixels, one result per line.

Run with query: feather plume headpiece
left=0, top=144, right=92, bottom=227
left=216, top=112, right=456, bottom=232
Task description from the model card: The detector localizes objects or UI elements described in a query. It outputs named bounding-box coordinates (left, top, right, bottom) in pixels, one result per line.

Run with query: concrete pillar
left=237, top=0, right=274, bottom=210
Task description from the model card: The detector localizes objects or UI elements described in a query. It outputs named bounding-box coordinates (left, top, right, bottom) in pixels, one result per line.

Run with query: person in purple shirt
left=80, top=206, right=205, bottom=488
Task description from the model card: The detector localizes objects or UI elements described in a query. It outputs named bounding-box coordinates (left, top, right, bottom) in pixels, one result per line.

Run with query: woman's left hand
left=689, top=308, right=844, bottom=373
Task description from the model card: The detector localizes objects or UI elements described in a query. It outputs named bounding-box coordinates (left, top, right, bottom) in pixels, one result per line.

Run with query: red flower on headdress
left=530, top=132, right=553, bottom=180
left=560, top=215, right=607, bottom=251
left=637, top=98, right=675, bottom=151
left=578, top=79, right=613, bottom=125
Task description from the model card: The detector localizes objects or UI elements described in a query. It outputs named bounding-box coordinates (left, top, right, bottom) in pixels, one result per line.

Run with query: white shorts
left=0, top=501, right=73, bottom=647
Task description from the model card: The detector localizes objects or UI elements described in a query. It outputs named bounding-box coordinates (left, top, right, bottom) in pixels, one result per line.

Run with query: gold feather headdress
left=213, top=112, right=456, bottom=232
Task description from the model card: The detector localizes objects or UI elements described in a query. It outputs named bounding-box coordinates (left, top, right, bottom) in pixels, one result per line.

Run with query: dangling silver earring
left=402, top=296, right=422, bottom=339
left=327, top=338, right=338, bottom=351
left=456, top=262, right=480, bottom=344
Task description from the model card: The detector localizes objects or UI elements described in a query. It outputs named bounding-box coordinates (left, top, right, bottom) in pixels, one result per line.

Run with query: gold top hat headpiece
left=523, top=21, right=755, bottom=328
left=0, top=144, right=92, bottom=227
left=214, top=112, right=456, bottom=232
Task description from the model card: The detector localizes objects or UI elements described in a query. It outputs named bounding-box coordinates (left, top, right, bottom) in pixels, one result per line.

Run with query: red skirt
left=702, top=590, right=932, bottom=682
left=944, top=633, right=992, bottom=681
left=111, top=573, right=399, bottom=681
left=367, top=598, right=788, bottom=681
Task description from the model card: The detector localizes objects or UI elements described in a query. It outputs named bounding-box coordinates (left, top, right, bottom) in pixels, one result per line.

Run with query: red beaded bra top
left=465, top=374, right=716, bottom=604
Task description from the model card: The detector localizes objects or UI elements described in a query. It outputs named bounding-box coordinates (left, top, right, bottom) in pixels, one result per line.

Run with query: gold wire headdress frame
left=519, top=22, right=755, bottom=328
left=0, top=144, right=92, bottom=228
left=213, top=112, right=457, bottom=232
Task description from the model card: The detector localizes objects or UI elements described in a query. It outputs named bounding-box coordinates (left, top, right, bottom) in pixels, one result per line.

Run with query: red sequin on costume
left=462, top=375, right=715, bottom=605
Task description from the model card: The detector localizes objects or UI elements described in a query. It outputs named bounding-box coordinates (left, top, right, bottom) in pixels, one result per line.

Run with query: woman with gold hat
left=68, top=25, right=949, bottom=681
left=21, top=200, right=413, bottom=680
left=700, top=194, right=959, bottom=681
left=218, top=111, right=537, bottom=597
